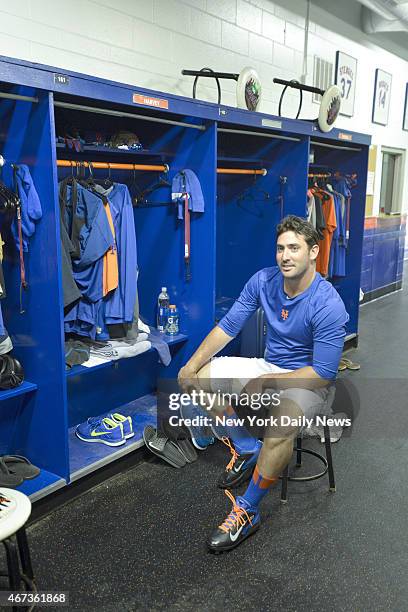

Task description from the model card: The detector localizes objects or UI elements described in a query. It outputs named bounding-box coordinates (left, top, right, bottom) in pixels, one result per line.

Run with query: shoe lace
left=219, top=489, right=253, bottom=534
left=221, top=436, right=240, bottom=472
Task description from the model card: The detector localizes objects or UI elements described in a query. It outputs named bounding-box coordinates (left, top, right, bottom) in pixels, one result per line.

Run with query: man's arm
left=179, top=270, right=262, bottom=382
left=254, top=296, right=349, bottom=392
left=178, top=326, right=233, bottom=379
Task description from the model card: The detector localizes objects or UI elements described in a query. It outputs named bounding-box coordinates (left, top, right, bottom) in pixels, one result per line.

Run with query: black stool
left=280, top=424, right=335, bottom=502
left=0, top=488, right=36, bottom=612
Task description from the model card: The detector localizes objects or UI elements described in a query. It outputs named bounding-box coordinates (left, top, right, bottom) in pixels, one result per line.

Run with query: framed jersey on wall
left=372, top=69, right=392, bottom=126
left=335, top=51, right=357, bottom=117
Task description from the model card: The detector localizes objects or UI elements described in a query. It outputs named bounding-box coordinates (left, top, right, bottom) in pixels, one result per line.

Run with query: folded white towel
left=90, top=340, right=152, bottom=361
left=138, top=318, right=150, bottom=334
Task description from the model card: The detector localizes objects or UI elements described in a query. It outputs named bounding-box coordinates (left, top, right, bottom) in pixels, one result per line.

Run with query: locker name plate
left=133, top=94, right=169, bottom=109
left=261, top=119, right=282, bottom=129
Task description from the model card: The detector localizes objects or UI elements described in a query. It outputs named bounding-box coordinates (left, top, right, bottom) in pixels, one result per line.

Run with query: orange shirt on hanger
left=315, top=192, right=337, bottom=276
left=102, top=199, right=119, bottom=296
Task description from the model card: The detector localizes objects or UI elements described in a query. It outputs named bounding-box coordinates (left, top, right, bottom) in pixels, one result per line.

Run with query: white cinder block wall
left=0, top=0, right=407, bottom=214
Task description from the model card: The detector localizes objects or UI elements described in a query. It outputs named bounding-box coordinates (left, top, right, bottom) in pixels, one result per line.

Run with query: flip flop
left=2, top=455, right=41, bottom=480
left=0, top=458, right=24, bottom=487
left=143, top=426, right=187, bottom=469
left=341, top=357, right=361, bottom=370
left=160, top=420, right=198, bottom=463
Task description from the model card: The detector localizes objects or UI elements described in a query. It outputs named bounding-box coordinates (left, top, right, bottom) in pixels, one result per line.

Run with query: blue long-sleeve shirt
left=63, top=182, right=137, bottom=338
left=218, top=267, right=349, bottom=381
left=12, top=165, right=42, bottom=251
left=103, top=183, right=138, bottom=325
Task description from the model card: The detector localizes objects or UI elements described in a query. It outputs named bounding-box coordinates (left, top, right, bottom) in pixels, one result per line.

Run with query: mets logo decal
left=281, top=309, right=289, bottom=320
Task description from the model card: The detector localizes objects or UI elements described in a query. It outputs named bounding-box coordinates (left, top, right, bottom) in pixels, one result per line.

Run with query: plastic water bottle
left=165, top=305, right=179, bottom=336
left=157, top=287, right=170, bottom=332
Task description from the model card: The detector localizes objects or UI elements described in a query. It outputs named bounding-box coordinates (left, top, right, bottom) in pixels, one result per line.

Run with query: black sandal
left=160, top=420, right=198, bottom=463
left=0, top=457, right=24, bottom=487
left=143, top=426, right=187, bottom=468
left=2, top=455, right=40, bottom=480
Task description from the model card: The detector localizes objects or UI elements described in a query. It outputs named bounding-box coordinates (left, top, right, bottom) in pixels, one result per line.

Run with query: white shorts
left=209, top=356, right=334, bottom=421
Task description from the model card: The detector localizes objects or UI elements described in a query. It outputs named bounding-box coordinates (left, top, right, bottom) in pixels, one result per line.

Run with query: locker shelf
left=16, top=470, right=66, bottom=502
left=65, top=334, right=188, bottom=378
left=217, top=156, right=266, bottom=164
left=0, top=381, right=37, bottom=402
left=55, top=143, right=171, bottom=160
left=69, top=393, right=157, bottom=481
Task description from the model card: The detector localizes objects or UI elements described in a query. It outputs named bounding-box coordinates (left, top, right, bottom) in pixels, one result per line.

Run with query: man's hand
left=177, top=364, right=201, bottom=394
left=177, top=326, right=233, bottom=394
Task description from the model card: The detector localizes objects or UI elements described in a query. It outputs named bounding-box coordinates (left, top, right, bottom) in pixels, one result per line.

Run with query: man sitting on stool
left=178, top=215, right=349, bottom=552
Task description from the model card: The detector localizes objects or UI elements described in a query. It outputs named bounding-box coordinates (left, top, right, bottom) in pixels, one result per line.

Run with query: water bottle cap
left=161, top=286, right=167, bottom=292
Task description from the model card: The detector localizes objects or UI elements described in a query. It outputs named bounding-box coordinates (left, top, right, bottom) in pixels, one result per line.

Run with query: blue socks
left=241, top=465, right=279, bottom=509
left=223, top=406, right=261, bottom=454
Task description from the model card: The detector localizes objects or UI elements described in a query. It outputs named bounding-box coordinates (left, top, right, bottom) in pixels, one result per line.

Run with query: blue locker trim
left=0, top=381, right=37, bottom=401
left=15, top=471, right=66, bottom=498
left=0, top=55, right=371, bottom=146
left=1, top=88, right=70, bottom=488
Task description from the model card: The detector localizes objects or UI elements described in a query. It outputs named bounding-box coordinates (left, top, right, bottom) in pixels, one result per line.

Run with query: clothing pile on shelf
left=64, top=315, right=171, bottom=369
left=56, top=129, right=143, bottom=152
left=307, top=173, right=355, bottom=278
left=0, top=455, right=40, bottom=487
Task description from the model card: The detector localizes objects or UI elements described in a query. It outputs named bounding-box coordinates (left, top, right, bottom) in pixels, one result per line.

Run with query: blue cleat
left=207, top=491, right=260, bottom=552
left=210, top=418, right=229, bottom=441
left=218, top=437, right=261, bottom=489
left=179, top=401, right=215, bottom=450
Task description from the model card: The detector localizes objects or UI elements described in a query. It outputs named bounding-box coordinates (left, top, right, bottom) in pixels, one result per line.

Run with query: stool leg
left=280, top=464, right=289, bottom=503
left=323, top=425, right=336, bottom=492
left=16, top=528, right=35, bottom=582
left=296, top=437, right=302, bottom=467
left=3, top=537, right=21, bottom=591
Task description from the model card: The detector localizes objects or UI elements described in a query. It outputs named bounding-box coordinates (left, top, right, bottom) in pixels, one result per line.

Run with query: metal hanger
left=134, top=170, right=171, bottom=207
left=237, top=173, right=269, bottom=217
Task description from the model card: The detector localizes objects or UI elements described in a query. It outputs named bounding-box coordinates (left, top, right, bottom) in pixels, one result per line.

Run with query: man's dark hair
left=276, top=215, right=320, bottom=250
